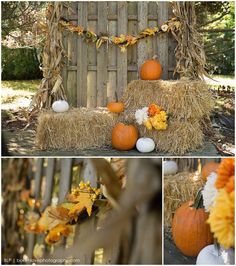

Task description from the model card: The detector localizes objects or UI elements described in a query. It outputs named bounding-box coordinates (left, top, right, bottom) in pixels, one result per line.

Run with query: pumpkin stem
left=115, top=92, right=119, bottom=102
left=190, top=188, right=204, bottom=209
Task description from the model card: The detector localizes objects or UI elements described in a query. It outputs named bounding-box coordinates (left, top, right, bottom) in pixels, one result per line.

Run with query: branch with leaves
left=24, top=181, right=102, bottom=245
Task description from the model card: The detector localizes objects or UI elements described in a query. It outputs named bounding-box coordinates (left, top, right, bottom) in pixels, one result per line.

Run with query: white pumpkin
left=52, top=100, right=69, bottom=113
left=196, top=245, right=226, bottom=265
left=163, top=160, right=178, bottom=175
left=136, top=137, right=155, bottom=153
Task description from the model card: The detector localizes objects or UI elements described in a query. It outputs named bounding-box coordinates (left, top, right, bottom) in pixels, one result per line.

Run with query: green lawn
left=1, top=79, right=41, bottom=92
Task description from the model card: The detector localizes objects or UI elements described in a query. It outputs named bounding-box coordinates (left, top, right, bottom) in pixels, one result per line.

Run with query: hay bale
left=138, top=120, right=203, bottom=155
left=164, top=171, right=205, bottom=227
left=122, top=112, right=203, bottom=155
left=122, top=80, right=214, bottom=121
left=36, top=108, right=203, bottom=154
left=36, top=108, right=121, bottom=150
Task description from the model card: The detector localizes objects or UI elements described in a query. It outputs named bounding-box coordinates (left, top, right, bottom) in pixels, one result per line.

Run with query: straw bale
left=122, top=112, right=203, bottom=155
left=138, top=120, right=203, bottom=155
left=164, top=171, right=205, bottom=227
left=122, top=80, right=214, bottom=121
left=36, top=108, right=203, bottom=154
left=36, top=108, right=121, bottom=150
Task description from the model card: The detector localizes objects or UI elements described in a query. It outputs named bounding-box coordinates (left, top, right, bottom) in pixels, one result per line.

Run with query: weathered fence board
left=62, top=1, right=176, bottom=107
left=58, top=158, right=73, bottom=203
left=42, top=158, right=56, bottom=210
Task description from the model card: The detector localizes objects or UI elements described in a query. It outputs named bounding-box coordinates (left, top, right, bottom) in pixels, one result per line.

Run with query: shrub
left=2, top=46, right=43, bottom=80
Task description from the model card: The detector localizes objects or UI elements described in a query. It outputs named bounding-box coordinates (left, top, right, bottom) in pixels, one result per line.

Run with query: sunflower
left=207, top=189, right=235, bottom=248
left=215, top=158, right=235, bottom=190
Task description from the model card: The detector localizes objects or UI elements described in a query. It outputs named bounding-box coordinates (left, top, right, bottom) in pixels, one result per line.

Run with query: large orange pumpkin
left=202, top=162, right=219, bottom=180
left=140, top=59, right=162, bottom=80
left=107, top=102, right=124, bottom=113
left=172, top=191, right=213, bottom=257
left=112, top=123, right=138, bottom=151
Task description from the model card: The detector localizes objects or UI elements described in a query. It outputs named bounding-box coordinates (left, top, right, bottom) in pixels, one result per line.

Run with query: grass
left=1, top=79, right=41, bottom=92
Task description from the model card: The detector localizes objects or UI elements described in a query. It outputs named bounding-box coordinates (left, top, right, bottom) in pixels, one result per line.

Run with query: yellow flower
left=144, top=119, right=152, bottom=130
left=207, top=189, right=235, bottom=248
left=149, top=113, right=168, bottom=130
left=159, top=111, right=167, bottom=121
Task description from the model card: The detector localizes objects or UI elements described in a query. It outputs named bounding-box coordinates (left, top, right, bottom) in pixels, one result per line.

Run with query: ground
left=1, top=78, right=235, bottom=156
left=164, top=228, right=196, bottom=264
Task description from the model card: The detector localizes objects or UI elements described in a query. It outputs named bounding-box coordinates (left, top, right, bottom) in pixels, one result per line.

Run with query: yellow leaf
left=96, top=38, right=104, bottom=49
left=45, top=224, right=72, bottom=245
left=120, top=46, right=127, bottom=53
left=68, top=192, right=95, bottom=218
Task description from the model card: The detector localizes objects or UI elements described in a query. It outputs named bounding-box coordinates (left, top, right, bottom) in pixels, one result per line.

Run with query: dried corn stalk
left=170, top=2, right=210, bottom=79
left=30, top=2, right=67, bottom=110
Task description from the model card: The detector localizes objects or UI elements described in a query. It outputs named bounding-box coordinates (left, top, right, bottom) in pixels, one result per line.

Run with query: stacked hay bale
left=164, top=171, right=204, bottom=227
left=35, top=79, right=213, bottom=154
left=122, top=80, right=214, bottom=154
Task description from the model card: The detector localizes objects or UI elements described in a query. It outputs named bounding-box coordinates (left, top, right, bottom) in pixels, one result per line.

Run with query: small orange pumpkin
left=140, top=59, right=162, bottom=80
left=172, top=190, right=213, bottom=257
left=107, top=102, right=124, bottom=113
left=112, top=123, right=138, bottom=151
left=107, top=92, right=124, bottom=113
left=202, top=162, right=219, bottom=180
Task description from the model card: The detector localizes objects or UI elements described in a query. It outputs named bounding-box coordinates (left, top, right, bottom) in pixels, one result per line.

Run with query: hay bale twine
left=164, top=171, right=205, bottom=227
left=122, top=80, right=214, bottom=121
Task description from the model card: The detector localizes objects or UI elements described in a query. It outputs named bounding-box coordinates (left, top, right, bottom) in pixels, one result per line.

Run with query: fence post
left=77, top=2, right=88, bottom=107
left=157, top=2, right=169, bottom=79
left=117, top=2, right=128, bottom=99
left=97, top=2, right=108, bottom=106
left=58, top=158, right=73, bottom=203
left=41, top=158, right=56, bottom=210
left=137, top=2, right=148, bottom=73
left=27, top=158, right=44, bottom=260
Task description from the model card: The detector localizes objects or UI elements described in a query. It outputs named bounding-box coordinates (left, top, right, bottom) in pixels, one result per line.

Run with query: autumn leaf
left=68, top=192, right=95, bottom=218
left=96, top=38, right=104, bottom=49
left=24, top=211, right=45, bottom=234
left=45, top=224, right=72, bottom=245
left=38, top=206, right=69, bottom=231
left=140, top=27, right=158, bottom=36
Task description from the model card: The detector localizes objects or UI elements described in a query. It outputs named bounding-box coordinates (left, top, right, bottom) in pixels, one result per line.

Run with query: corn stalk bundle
left=30, top=2, right=67, bottom=110
left=171, top=2, right=209, bottom=79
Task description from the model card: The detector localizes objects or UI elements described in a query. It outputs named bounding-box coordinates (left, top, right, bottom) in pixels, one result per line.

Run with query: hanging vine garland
left=59, top=17, right=182, bottom=52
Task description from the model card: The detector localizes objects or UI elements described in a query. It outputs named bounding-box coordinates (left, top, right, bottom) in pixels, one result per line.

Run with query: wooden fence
left=61, top=1, right=177, bottom=107
left=21, top=158, right=163, bottom=264
left=26, top=158, right=100, bottom=263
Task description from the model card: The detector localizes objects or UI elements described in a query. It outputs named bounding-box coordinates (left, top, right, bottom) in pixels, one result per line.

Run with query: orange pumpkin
left=107, top=102, right=124, bottom=113
left=140, top=59, right=162, bottom=80
left=172, top=191, right=213, bottom=257
left=112, top=123, right=138, bottom=151
left=202, top=162, right=219, bottom=180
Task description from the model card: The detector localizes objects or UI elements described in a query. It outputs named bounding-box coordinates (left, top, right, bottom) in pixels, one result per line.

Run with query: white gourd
left=136, top=138, right=155, bottom=153
left=196, top=244, right=234, bottom=265
left=163, top=160, right=178, bottom=175
left=52, top=100, right=69, bottom=113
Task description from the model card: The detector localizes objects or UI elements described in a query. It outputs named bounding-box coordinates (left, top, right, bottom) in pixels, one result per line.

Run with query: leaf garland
left=24, top=181, right=101, bottom=245
left=59, top=17, right=182, bottom=52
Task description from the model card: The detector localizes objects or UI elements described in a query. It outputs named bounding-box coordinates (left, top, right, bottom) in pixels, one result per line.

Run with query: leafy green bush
left=2, top=46, right=42, bottom=80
